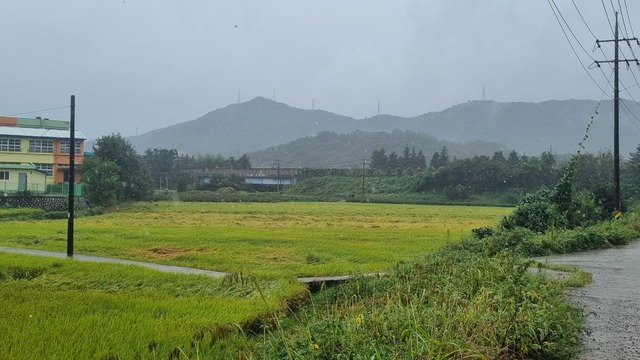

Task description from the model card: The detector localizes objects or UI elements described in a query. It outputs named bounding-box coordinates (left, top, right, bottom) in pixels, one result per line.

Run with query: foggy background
left=0, top=1, right=632, bottom=140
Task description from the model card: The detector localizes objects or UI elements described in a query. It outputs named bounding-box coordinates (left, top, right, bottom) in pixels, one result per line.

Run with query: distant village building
left=0, top=116, right=86, bottom=193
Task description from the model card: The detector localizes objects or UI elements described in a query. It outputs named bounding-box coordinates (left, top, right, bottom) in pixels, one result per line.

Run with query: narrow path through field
left=544, top=240, right=640, bottom=360
left=0, top=246, right=373, bottom=284
left=0, top=246, right=229, bottom=278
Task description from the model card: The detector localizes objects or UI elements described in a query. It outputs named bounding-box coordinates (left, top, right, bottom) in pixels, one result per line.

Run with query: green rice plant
left=0, top=207, right=45, bottom=221
left=0, top=252, right=307, bottom=359
left=0, top=202, right=511, bottom=278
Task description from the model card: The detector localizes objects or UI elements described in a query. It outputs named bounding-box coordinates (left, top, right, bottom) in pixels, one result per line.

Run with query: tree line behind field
left=80, top=133, right=640, bottom=209
left=81, top=134, right=253, bottom=206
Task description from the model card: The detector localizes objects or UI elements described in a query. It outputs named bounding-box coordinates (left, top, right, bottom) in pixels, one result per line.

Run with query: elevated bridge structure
left=189, top=168, right=300, bottom=187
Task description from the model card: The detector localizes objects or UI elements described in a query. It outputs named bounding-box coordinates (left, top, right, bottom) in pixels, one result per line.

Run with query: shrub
left=442, top=184, right=469, bottom=200
left=501, top=190, right=558, bottom=233
left=43, top=211, right=68, bottom=220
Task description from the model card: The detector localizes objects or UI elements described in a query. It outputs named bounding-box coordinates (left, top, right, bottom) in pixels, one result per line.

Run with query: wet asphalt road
left=544, top=241, right=640, bottom=360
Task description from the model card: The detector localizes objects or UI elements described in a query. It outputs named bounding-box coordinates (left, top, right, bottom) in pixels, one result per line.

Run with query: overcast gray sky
left=1, top=1, right=636, bottom=140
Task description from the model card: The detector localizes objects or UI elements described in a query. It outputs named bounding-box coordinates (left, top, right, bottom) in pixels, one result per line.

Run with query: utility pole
left=67, top=95, right=75, bottom=257
left=362, top=154, right=366, bottom=197
left=276, top=160, right=281, bottom=192
left=594, top=12, right=639, bottom=212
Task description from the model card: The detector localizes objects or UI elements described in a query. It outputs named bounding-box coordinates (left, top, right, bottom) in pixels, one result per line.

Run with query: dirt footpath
left=544, top=241, right=640, bottom=359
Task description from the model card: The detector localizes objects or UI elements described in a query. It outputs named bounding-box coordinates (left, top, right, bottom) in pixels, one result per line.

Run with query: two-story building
left=0, top=116, right=86, bottom=193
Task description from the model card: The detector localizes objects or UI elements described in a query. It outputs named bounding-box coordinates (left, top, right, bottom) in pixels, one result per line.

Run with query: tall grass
left=247, top=248, right=584, bottom=359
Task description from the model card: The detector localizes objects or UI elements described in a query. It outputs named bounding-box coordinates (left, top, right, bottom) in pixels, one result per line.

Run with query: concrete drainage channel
left=0, top=246, right=382, bottom=290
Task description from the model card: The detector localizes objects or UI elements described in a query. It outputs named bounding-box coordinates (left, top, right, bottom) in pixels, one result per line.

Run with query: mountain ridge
left=125, top=97, right=640, bottom=159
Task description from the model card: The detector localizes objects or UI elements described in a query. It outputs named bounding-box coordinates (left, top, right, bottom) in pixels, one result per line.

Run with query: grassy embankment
left=0, top=202, right=510, bottom=278
left=234, top=213, right=640, bottom=359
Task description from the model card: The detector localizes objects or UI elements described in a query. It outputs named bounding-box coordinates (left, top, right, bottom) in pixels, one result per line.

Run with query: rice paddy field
left=0, top=252, right=305, bottom=359
left=0, top=201, right=511, bottom=359
left=0, top=202, right=511, bottom=278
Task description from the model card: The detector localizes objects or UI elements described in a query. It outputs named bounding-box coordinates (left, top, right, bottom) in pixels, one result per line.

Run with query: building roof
left=0, top=126, right=86, bottom=140
left=0, top=163, right=36, bottom=170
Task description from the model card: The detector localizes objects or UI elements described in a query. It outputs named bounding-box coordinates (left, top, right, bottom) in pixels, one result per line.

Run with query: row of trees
left=417, top=150, right=559, bottom=194
left=80, top=134, right=640, bottom=207
left=370, top=146, right=427, bottom=171
left=82, top=134, right=253, bottom=206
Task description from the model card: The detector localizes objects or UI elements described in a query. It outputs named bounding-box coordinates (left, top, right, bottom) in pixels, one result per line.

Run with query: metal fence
left=46, top=183, right=83, bottom=196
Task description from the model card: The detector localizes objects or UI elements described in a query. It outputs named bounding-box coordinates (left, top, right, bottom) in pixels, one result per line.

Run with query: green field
left=0, top=252, right=305, bottom=359
left=0, top=202, right=511, bottom=359
left=0, top=202, right=511, bottom=278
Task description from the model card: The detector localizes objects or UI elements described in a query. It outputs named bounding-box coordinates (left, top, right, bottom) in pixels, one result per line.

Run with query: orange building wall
left=53, top=140, right=84, bottom=183
left=0, top=117, right=18, bottom=126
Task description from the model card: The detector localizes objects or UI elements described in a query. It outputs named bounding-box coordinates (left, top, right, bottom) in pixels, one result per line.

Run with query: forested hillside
left=247, top=130, right=504, bottom=168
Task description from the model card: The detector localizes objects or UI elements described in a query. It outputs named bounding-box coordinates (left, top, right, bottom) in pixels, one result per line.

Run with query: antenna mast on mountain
left=482, top=86, right=486, bottom=101
left=377, top=101, right=380, bottom=115
left=312, top=98, right=315, bottom=110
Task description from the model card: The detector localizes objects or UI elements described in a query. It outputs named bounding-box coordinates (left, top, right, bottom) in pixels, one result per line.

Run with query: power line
left=617, top=0, right=630, bottom=38
left=569, top=0, right=621, bottom=93
left=550, top=0, right=597, bottom=61
left=620, top=99, right=640, bottom=130
left=623, top=0, right=636, bottom=37
left=4, top=105, right=70, bottom=117
left=572, top=0, right=598, bottom=39
left=548, top=0, right=609, bottom=94
left=602, top=0, right=615, bottom=35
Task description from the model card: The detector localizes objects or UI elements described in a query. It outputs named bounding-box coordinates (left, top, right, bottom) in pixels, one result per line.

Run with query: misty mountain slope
left=409, top=100, right=626, bottom=155
left=127, top=97, right=355, bottom=155
left=247, top=130, right=505, bottom=168
left=126, top=97, right=640, bottom=158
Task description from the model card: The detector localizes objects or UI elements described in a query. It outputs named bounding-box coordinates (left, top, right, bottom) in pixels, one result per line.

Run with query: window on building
left=0, top=138, right=21, bottom=152
left=59, top=141, right=82, bottom=154
left=29, top=139, right=54, bottom=153
left=0, top=171, right=8, bottom=180
left=35, top=164, right=53, bottom=176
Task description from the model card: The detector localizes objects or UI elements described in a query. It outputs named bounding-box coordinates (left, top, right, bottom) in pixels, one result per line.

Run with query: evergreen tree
left=439, top=146, right=450, bottom=165
left=236, top=154, right=252, bottom=169
left=430, top=152, right=441, bottom=168
left=416, top=150, right=427, bottom=168
left=507, top=150, right=520, bottom=166
left=370, top=147, right=388, bottom=170
left=388, top=152, right=399, bottom=169
left=410, top=146, right=418, bottom=168
left=492, top=151, right=506, bottom=163
left=401, top=145, right=411, bottom=168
